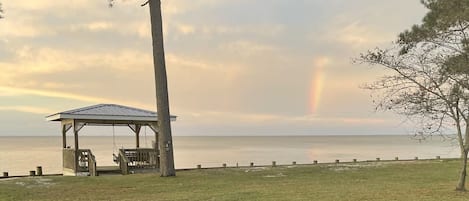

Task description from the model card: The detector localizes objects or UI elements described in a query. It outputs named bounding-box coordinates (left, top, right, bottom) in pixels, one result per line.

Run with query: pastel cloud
left=0, top=106, right=55, bottom=115
left=0, top=0, right=426, bottom=136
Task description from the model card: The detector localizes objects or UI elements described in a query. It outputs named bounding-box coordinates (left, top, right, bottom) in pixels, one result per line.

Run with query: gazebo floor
left=97, top=166, right=121, bottom=175
left=95, top=166, right=160, bottom=176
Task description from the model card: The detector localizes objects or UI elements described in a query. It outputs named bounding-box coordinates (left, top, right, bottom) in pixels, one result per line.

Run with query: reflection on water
left=0, top=135, right=460, bottom=176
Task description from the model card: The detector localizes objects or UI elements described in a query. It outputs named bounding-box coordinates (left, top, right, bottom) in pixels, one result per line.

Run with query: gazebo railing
left=63, top=148, right=97, bottom=176
left=77, top=149, right=97, bottom=176
left=118, top=148, right=159, bottom=174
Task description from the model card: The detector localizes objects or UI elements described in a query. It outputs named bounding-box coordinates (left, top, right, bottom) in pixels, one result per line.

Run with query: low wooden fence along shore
left=0, top=166, right=63, bottom=179
left=180, top=156, right=456, bottom=171
left=0, top=156, right=459, bottom=178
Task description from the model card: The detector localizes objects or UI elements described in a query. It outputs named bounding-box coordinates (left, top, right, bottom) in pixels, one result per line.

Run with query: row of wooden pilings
left=194, top=156, right=443, bottom=169
left=2, top=166, right=43, bottom=178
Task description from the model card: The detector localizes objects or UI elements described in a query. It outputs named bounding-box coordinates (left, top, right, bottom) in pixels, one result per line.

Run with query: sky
left=0, top=0, right=428, bottom=136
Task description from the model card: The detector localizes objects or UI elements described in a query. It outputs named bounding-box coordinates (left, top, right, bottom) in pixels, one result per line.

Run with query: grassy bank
left=0, top=160, right=468, bottom=201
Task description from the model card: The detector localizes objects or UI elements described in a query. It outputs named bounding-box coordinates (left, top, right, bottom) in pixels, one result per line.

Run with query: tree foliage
left=357, top=0, right=469, bottom=191
left=0, top=3, right=4, bottom=19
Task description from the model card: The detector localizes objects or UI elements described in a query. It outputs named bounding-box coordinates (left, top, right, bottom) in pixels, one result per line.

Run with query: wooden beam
left=61, top=119, right=74, bottom=125
left=75, top=119, right=157, bottom=125
left=148, top=123, right=159, bottom=133
left=75, top=122, right=86, bottom=133
left=128, top=124, right=137, bottom=133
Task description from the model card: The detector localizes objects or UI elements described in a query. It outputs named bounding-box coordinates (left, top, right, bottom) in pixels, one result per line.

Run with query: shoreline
left=1, top=157, right=460, bottom=179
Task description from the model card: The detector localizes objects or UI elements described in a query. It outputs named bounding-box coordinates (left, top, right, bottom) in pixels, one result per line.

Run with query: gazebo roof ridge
left=58, top=104, right=156, bottom=116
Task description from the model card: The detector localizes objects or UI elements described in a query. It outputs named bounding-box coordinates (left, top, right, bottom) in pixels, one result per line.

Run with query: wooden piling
left=272, top=161, right=276, bottom=167
left=335, top=160, right=340, bottom=164
left=353, top=159, right=357, bottom=163
left=313, top=160, right=318, bottom=165
left=376, top=158, right=380, bottom=161
left=395, top=157, right=399, bottom=161
left=292, top=161, right=296, bottom=165
left=222, top=163, right=227, bottom=168
left=2, top=172, right=8, bottom=177
left=29, top=171, right=36, bottom=176
left=197, top=164, right=201, bottom=169
left=36, top=166, right=43, bottom=176
left=250, top=162, right=254, bottom=167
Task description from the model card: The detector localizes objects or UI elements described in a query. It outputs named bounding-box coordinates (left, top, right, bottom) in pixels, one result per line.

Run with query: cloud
left=0, top=0, right=425, bottom=136
left=166, top=53, right=242, bottom=74
left=8, top=0, right=91, bottom=11
left=175, top=24, right=196, bottom=35
left=70, top=21, right=115, bottom=32
left=220, top=40, right=278, bottom=57
left=162, top=0, right=227, bottom=15
left=0, top=46, right=153, bottom=81
left=0, top=16, right=56, bottom=38
left=0, top=86, right=112, bottom=103
left=0, top=106, right=55, bottom=115
left=336, top=21, right=394, bottom=47
left=177, top=109, right=392, bottom=127
left=200, top=24, right=285, bottom=37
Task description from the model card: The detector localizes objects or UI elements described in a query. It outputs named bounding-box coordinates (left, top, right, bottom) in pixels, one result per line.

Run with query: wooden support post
left=36, top=166, right=43, bottom=176
left=135, top=125, right=141, bottom=148
left=62, top=124, right=67, bottom=148
left=73, top=120, right=79, bottom=174
left=136, top=133, right=140, bottom=148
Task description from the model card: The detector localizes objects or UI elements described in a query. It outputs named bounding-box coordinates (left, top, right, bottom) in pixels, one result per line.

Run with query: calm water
left=0, top=135, right=460, bottom=176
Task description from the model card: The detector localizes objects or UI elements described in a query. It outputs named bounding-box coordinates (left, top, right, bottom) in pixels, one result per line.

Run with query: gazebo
left=46, top=104, right=176, bottom=176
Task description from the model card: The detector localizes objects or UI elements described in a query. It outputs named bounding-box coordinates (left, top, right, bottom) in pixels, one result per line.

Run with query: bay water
left=0, top=135, right=460, bottom=176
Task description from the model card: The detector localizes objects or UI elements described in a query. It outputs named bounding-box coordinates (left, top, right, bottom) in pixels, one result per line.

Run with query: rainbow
left=309, top=57, right=329, bottom=114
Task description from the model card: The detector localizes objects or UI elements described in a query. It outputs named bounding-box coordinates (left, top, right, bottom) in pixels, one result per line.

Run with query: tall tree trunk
left=148, top=0, right=175, bottom=177
left=456, top=149, right=468, bottom=191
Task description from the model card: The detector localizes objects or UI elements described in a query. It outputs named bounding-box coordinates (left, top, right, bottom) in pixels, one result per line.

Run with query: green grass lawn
left=0, top=160, right=468, bottom=201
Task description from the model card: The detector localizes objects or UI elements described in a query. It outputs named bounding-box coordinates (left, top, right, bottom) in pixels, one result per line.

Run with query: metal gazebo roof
left=46, top=104, right=177, bottom=122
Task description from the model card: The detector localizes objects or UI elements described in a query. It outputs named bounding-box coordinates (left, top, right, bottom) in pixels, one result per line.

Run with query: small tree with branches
left=357, top=0, right=469, bottom=191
